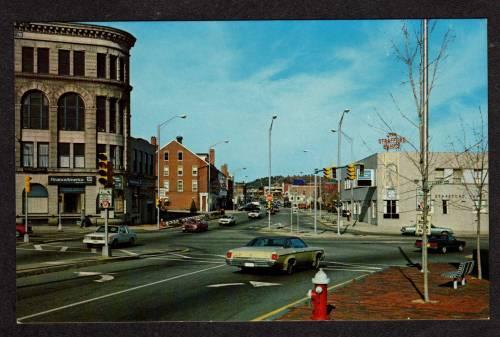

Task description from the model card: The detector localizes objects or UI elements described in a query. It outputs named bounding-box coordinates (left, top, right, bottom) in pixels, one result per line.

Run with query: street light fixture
left=334, top=108, right=350, bottom=236
left=208, top=140, right=229, bottom=212
left=268, top=114, right=277, bottom=230
left=157, top=114, right=187, bottom=230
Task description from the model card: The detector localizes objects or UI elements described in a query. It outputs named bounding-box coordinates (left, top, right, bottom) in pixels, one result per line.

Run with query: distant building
left=14, top=22, right=136, bottom=224
left=154, top=136, right=230, bottom=212
left=340, top=152, right=489, bottom=234
left=284, top=181, right=337, bottom=209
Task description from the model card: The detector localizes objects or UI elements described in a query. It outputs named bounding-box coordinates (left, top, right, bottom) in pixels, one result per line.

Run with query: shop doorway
left=59, top=186, right=85, bottom=214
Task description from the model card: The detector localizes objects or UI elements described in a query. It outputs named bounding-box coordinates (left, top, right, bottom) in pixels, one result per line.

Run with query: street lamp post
left=232, top=167, right=246, bottom=210
left=268, top=115, right=277, bottom=230
left=157, top=114, right=187, bottom=230
left=334, top=109, right=350, bottom=236
left=303, top=149, right=319, bottom=235
left=208, top=140, right=229, bottom=213
left=333, top=129, right=354, bottom=223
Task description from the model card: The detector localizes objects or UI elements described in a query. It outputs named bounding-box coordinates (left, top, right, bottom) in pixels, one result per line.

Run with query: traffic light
left=359, top=164, right=365, bottom=177
left=323, top=167, right=332, bottom=179
left=97, top=153, right=109, bottom=186
left=24, top=176, right=32, bottom=193
left=346, top=163, right=356, bottom=180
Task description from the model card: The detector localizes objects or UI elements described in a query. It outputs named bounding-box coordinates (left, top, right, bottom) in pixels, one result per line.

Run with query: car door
left=290, top=238, right=309, bottom=267
left=118, top=226, right=128, bottom=243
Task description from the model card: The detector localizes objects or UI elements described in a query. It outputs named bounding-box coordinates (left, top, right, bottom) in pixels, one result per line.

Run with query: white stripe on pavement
left=17, top=264, right=226, bottom=322
left=119, top=249, right=138, bottom=256
left=34, top=245, right=42, bottom=250
left=147, top=257, right=224, bottom=264
left=60, top=247, right=68, bottom=252
left=323, top=267, right=377, bottom=273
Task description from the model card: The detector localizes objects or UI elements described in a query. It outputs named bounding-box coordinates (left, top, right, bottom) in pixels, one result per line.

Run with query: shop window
left=22, top=47, right=34, bottom=73
left=58, top=49, right=70, bottom=75
left=163, top=166, right=169, bottom=176
left=73, top=51, right=85, bottom=76
left=58, top=93, right=85, bottom=131
left=23, top=184, right=48, bottom=214
left=97, top=53, right=106, bottom=78
left=22, top=90, right=49, bottom=129
left=177, top=166, right=183, bottom=176
left=177, top=180, right=183, bottom=192
left=58, top=143, right=70, bottom=168
left=192, top=165, right=198, bottom=176
left=96, top=96, right=106, bottom=132
left=74, top=143, right=85, bottom=168
left=109, top=55, right=117, bottom=80
left=109, top=98, right=117, bottom=133
left=383, top=200, right=399, bottom=219
left=37, top=143, right=49, bottom=168
left=22, top=142, right=34, bottom=167
left=192, top=180, right=198, bottom=192
left=37, top=48, right=49, bottom=74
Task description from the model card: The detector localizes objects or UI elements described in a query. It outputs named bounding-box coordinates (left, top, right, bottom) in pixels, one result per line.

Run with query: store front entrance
left=60, top=186, right=85, bottom=214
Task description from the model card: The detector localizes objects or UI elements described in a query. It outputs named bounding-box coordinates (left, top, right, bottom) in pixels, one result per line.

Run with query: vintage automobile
left=225, top=236, right=325, bottom=275
left=248, top=209, right=264, bottom=219
left=401, top=224, right=454, bottom=236
left=218, top=215, right=236, bottom=226
left=16, top=223, right=33, bottom=238
left=182, top=218, right=209, bottom=232
left=415, top=234, right=465, bottom=254
left=83, top=225, right=137, bottom=248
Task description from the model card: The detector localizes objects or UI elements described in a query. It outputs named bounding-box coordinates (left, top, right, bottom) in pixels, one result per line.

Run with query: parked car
left=218, top=215, right=236, bottom=226
left=225, top=236, right=325, bottom=275
left=182, top=218, right=209, bottom=232
left=400, top=224, right=454, bottom=236
left=83, top=225, right=136, bottom=248
left=16, top=223, right=33, bottom=238
left=266, top=208, right=276, bottom=215
left=238, top=203, right=260, bottom=211
left=248, top=209, right=264, bottom=219
left=415, top=234, right=465, bottom=254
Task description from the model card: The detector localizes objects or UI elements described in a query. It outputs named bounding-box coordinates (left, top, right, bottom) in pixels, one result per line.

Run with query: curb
left=16, top=248, right=188, bottom=278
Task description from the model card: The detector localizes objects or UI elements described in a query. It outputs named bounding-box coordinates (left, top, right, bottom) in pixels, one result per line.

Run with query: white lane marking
left=94, top=275, right=114, bottom=283
left=207, top=283, right=245, bottom=288
left=323, top=267, right=376, bottom=273
left=60, top=247, right=68, bottom=252
left=76, top=271, right=102, bottom=277
left=119, top=249, right=138, bottom=256
left=34, top=245, right=42, bottom=251
left=45, top=261, right=66, bottom=265
left=249, top=281, right=281, bottom=287
left=324, top=262, right=382, bottom=270
left=18, top=264, right=226, bottom=322
left=147, top=257, right=223, bottom=264
left=325, top=260, right=405, bottom=268
left=168, top=253, right=192, bottom=259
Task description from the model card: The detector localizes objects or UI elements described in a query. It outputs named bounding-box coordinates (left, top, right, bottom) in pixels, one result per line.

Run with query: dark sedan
left=415, top=234, right=465, bottom=254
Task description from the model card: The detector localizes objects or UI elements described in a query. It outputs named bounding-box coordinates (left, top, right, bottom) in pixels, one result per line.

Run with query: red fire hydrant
left=307, top=268, right=331, bottom=320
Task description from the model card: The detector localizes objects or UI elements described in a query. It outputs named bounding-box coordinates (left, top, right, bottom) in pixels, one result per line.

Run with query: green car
left=225, top=236, right=325, bottom=275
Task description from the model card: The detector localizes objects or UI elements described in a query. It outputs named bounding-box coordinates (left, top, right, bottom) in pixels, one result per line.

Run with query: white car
left=83, top=225, right=137, bottom=248
left=218, top=215, right=236, bottom=226
left=248, top=209, right=263, bottom=219
left=400, top=224, right=454, bottom=236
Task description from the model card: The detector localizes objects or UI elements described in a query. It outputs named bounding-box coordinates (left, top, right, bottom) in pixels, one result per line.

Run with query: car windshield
left=246, top=238, right=287, bottom=247
left=96, top=226, right=119, bottom=233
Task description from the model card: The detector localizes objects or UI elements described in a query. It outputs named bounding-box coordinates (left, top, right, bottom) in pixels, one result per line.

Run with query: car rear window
left=247, top=238, right=286, bottom=247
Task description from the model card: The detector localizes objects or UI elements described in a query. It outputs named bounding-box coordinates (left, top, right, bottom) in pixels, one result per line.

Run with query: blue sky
left=94, top=20, right=487, bottom=181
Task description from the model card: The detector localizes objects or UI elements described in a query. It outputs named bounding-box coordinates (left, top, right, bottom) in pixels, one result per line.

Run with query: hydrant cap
left=312, top=268, right=330, bottom=284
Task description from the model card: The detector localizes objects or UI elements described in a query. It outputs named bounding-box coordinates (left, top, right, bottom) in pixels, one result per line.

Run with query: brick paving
left=277, top=263, right=489, bottom=321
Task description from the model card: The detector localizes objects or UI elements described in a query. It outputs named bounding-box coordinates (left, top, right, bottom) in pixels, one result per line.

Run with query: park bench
left=441, top=261, right=475, bottom=289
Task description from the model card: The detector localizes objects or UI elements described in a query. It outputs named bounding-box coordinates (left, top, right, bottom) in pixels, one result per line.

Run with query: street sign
left=266, top=194, right=273, bottom=201
left=98, top=188, right=113, bottom=209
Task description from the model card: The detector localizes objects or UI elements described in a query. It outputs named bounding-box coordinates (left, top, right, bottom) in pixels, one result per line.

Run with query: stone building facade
left=339, top=152, right=489, bottom=234
left=14, top=22, right=136, bottom=224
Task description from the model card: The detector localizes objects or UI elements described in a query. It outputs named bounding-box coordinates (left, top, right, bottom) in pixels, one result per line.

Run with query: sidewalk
left=275, top=263, right=489, bottom=320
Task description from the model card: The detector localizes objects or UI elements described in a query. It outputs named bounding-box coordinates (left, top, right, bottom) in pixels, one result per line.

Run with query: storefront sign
left=113, top=176, right=123, bottom=190
left=128, top=178, right=155, bottom=187
left=48, top=176, right=96, bottom=185
left=433, top=194, right=465, bottom=200
left=378, top=132, right=407, bottom=151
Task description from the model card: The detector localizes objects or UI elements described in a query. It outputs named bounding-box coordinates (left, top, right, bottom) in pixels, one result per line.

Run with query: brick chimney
left=221, top=164, right=228, bottom=176
left=176, top=136, right=183, bottom=144
left=150, top=136, right=157, bottom=146
left=209, top=148, right=215, bottom=165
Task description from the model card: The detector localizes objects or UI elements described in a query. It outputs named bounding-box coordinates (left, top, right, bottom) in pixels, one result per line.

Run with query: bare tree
left=449, top=107, right=488, bottom=279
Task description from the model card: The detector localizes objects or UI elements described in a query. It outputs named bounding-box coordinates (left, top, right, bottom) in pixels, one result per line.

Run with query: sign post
left=99, top=189, right=113, bottom=257
left=58, top=195, right=62, bottom=231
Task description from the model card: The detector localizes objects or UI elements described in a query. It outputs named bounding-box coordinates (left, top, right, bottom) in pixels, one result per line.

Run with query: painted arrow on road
left=207, top=283, right=245, bottom=288
left=75, top=271, right=115, bottom=283
left=206, top=281, right=282, bottom=288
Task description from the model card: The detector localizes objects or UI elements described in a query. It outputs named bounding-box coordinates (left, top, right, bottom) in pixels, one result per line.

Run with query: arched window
left=23, top=183, right=49, bottom=214
left=58, top=93, right=85, bottom=131
left=21, top=90, right=49, bottom=129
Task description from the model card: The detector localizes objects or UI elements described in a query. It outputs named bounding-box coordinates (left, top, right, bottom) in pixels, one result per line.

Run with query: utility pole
left=314, top=170, right=317, bottom=234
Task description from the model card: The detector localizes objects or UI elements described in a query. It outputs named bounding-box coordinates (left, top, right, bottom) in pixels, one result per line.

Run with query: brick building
left=154, top=136, right=230, bottom=213
left=14, top=22, right=136, bottom=224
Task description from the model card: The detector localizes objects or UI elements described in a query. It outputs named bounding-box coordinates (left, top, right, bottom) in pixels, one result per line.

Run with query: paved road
left=16, top=211, right=488, bottom=322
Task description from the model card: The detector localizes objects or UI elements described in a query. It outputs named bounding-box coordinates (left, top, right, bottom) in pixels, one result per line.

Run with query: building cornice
left=14, top=22, right=136, bottom=50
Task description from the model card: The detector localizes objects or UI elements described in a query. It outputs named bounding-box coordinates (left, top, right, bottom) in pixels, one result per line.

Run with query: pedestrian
left=347, top=210, right=351, bottom=222
left=80, top=209, right=86, bottom=228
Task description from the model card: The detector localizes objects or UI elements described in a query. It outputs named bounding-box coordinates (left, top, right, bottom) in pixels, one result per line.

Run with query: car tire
left=286, top=260, right=296, bottom=275
left=458, top=245, right=464, bottom=252
left=111, top=240, right=118, bottom=248
left=129, top=237, right=135, bottom=246
left=313, top=255, right=321, bottom=270
left=441, top=246, right=447, bottom=254
left=441, top=231, right=449, bottom=235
